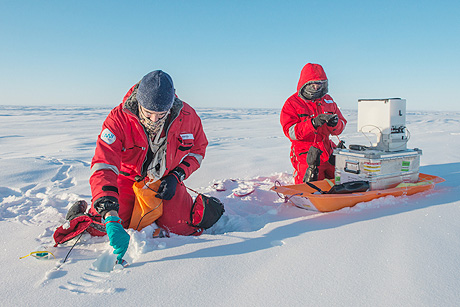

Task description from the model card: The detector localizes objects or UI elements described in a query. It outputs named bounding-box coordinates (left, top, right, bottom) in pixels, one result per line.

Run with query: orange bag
left=128, top=179, right=163, bottom=231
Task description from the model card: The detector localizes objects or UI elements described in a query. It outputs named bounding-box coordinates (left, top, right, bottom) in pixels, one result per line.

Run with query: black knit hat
left=137, top=70, right=175, bottom=112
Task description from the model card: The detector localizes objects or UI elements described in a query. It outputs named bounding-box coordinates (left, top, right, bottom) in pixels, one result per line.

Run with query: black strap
left=305, top=181, right=324, bottom=194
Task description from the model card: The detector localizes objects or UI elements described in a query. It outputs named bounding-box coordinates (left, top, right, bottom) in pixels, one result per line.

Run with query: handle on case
left=344, top=160, right=360, bottom=174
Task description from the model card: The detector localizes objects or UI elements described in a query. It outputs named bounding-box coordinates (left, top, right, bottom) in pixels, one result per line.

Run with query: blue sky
left=1, top=0, right=459, bottom=111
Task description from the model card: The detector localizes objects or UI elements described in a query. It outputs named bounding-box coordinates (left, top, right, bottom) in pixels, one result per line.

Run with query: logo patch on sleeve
left=101, top=128, right=116, bottom=145
left=324, top=99, right=334, bottom=104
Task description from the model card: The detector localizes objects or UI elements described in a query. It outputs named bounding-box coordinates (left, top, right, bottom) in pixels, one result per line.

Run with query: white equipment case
left=334, top=148, right=421, bottom=190
left=357, top=98, right=408, bottom=152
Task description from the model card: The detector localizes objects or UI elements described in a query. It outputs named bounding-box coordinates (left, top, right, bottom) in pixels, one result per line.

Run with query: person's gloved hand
left=312, top=114, right=334, bottom=129
left=155, top=167, right=185, bottom=200
left=326, top=114, right=339, bottom=127
left=105, top=216, right=130, bottom=262
left=155, top=175, right=179, bottom=200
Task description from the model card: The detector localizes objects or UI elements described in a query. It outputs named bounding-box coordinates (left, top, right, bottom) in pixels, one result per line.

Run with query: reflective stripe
left=288, top=124, right=297, bottom=140
left=91, top=163, right=119, bottom=176
left=186, top=153, right=204, bottom=165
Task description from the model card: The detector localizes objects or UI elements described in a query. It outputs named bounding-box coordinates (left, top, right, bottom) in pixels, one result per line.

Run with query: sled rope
left=273, top=180, right=302, bottom=202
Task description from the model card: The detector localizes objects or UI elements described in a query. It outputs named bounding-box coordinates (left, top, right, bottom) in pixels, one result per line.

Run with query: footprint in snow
left=59, top=268, right=125, bottom=294
left=51, top=165, right=75, bottom=188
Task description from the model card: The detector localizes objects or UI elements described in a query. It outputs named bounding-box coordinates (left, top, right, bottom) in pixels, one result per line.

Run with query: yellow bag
left=129, top=179, right=163, bottom=231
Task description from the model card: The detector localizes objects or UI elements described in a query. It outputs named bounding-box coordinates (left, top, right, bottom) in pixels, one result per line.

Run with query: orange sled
left=271, top=173, right=445, bottom=212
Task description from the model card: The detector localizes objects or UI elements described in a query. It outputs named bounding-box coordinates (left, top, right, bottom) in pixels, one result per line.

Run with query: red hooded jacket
left=280, top=63, right=346, bottom=182
left=90, top=85, right=208, bottom=209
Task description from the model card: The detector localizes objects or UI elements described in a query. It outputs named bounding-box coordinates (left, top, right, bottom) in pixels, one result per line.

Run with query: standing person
left=89, top=70, right=208, bottom=261
left=280, top=63, right=347, bottom=184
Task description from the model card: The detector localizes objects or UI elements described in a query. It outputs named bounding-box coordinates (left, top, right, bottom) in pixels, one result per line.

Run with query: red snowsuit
left=280, top=64, right=347, bottom=184
left=89, top=85, right=208, bottom=235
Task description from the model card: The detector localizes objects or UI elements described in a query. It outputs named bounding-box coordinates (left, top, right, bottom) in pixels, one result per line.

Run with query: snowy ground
left=1, top=105, right=459, bottom=306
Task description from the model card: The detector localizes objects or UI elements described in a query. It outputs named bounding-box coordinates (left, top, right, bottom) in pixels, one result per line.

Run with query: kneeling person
left=89, top=70, right=208, bottom=258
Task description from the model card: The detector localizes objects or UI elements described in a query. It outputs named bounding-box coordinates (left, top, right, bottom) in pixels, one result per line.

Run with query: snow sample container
left=334, top=148, right=422, bottom=190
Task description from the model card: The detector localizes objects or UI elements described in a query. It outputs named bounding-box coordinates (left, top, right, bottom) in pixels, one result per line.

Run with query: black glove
left=93, top=196, right=120, bottom=218
left=326, top=114, right=339, bottom=127
left=303, top=166, right=319, bottom=183
left=306, top=146, right=323, bottom=167
left=311, top=114, right=334, bottom=129
left=155, top=167, right=185, bottom=200
left=303, top=146, right=323, bottom=183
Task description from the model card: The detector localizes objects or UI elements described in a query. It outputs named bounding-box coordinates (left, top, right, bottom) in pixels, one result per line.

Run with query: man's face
left=300, top=79, right=328, bottom=101
left=139, top=105, right=169, bottom=122
left=310, top=82, right=323, bottom=91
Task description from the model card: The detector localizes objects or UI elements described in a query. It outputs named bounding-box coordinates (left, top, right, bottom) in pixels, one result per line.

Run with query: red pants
left=92, top=176, right=200, bottom=236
